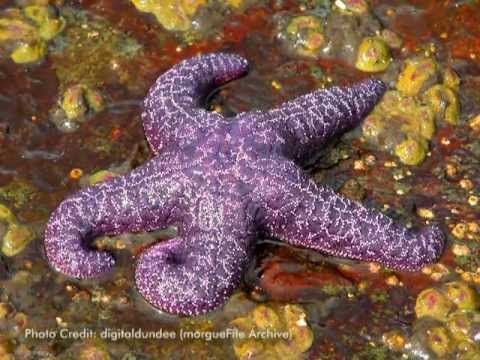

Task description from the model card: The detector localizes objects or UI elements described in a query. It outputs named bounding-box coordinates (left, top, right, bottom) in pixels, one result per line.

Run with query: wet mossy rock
left=130, top=0, right=246, bottom=32
left=0, top=2, right=65, bottom=64
left=51, top=9, right=142, bottom=90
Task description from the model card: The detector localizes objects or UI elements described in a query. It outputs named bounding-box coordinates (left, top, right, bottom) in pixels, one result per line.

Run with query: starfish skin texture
left=44, top=53, right=445, bottom=316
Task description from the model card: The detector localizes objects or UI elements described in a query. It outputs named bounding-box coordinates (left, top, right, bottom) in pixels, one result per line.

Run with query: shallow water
left=0, top=0, right=479, bottom=359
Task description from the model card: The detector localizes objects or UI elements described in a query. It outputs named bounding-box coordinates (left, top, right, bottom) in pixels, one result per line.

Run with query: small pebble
left=468, top=222, right=479, bottom=234
left=383, top=330, right=406, bottom=352
left=446, top=163, right=457, bottom=177
left=468, top=195, right=478, bottom=206
left=459, top=179, right=473, bottom=190
left=353, top=160, right=367, bottom=170
left=440, top=137, right=451, bottom=146
left=365, top=155, right=376, bottom=165
left=369, top=263, right=381, bottom=273
left=452, top=223, right=467, bottom=239
left=452, top=244, right=470, bottom=256
left=469, top=114, right=480, bottom=132
left=385, top=275, right=400, bottom=286
left=417, top=208, right=434, bottom=219
left=271, top=80, right=282, bottom=90
left=69, top=168, right=83, bottom=180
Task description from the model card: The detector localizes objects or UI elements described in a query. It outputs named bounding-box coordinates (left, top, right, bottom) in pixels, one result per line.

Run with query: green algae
left=61, top=84, right=104, bottom=120
left=455, top=242, right=480, bottom=273
left=52, top=8, right=143, bottom=90
left=408, top=282, right=480, bottom=358
left=352, top=343, right=393, bottom=360
left=321, top=283, right=356, bottom=296
left=299, top=0, right=332, bottom=16
left=0, top=181, right=37, bottom=209
left=415, top=288, right=453, bottom=321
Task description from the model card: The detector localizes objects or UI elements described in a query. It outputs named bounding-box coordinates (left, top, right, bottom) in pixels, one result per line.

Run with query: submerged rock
left=0, top=2, right=64, bottom=64
left=51, top=8, right=143, bottom=90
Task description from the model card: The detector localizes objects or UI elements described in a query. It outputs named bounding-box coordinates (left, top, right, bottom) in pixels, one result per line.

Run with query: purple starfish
left=44, top=53, right=445, bottom=316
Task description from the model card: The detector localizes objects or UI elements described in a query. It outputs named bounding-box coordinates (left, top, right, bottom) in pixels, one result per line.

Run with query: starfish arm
left=135, top=222, right=254, bottom=316
left=142, top=53, right=249, bottom=154
left=241, top=79, right=386, bottom=161
left=254, top=159, right=445, bottom=271
left=44, top=156, right=186, bottom=278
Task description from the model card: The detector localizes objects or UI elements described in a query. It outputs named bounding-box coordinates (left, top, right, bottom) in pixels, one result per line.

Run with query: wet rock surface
left=0, top=0, right=479, bottom=358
